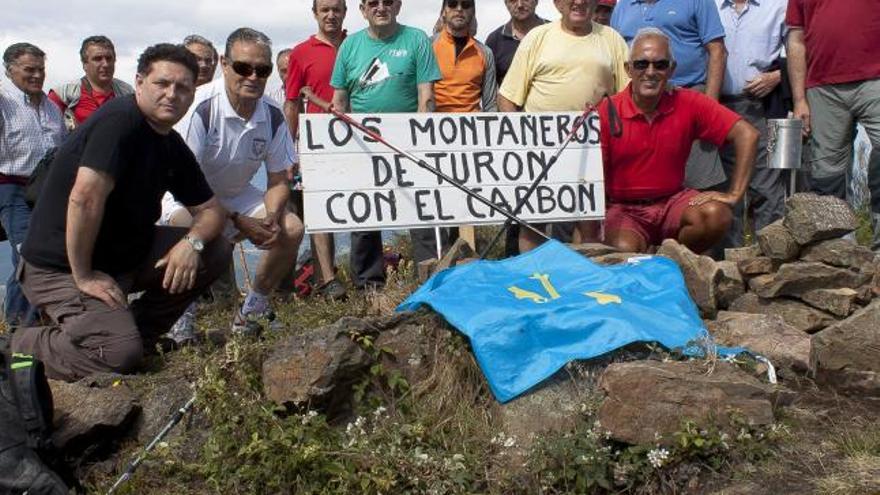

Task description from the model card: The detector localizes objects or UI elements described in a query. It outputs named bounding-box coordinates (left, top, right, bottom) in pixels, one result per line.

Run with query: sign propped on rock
left=300, top=112, right=605, bottom=232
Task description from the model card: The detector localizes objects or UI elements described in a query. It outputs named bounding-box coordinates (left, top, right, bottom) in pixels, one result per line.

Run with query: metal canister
left=766, top=119, right=803, bottom=169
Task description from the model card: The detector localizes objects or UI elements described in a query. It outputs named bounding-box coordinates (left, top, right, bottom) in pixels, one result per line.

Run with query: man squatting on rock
left=594, top=28, right=759, bottom=254
left=11, top=44, right=232, bottom=382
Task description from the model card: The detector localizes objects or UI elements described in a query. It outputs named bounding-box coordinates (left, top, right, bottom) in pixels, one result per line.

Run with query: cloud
left=2, top=0, right=560, bottom=91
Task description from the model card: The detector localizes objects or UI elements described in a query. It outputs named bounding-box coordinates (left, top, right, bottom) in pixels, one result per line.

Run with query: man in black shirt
left=11, top=44, right=231, bottom=382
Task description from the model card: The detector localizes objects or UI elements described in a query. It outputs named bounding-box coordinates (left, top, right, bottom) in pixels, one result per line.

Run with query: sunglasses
left=230, top=60, right=273, bottom=79
left=447, top=0, right=474, bottom=8
left=363, top=0, right=395, bottom=7
left=631, top=59, right=671, bottom=71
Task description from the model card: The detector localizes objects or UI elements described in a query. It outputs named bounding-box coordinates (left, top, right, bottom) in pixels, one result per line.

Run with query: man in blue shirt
left=715, top=0, right=787, bottom=247
left=612, top=0, right=728, bottom=192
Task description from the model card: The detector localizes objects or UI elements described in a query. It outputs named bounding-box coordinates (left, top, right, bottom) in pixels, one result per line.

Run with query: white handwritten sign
left=299, top=112, right=605, bottom=233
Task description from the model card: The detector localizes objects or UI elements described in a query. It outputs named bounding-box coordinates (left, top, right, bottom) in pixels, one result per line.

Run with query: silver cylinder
left=766, top=119, right=803, bottom=170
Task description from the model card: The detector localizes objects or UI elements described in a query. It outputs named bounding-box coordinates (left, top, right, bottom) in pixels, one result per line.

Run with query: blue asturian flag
left=397, top=240, right=739, bottom=403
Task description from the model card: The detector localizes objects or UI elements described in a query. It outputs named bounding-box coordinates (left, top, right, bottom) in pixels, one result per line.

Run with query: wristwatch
left=184, top=234, right=205, bottom=253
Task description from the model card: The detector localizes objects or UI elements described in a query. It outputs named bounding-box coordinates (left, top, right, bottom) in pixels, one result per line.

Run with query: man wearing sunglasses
left=498, top=0, right=630, bottom=253
left=598, top=28, right=758, bottom=254
left=330, top=0, right=442, bottom=289
left=284, top=0, right=349, bottom=300
left=167, top=28, right=303, bottom=337
left=611, top=0, right=729, bottom=198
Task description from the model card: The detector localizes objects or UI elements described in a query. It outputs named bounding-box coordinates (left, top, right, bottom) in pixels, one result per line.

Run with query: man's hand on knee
left=75, top=271, right=127, bottom=309
left=688, top=191, right=737, bottom=207
left=233, top=213, right=277, bottom=249
left=155, top=239, right=201, bottom=294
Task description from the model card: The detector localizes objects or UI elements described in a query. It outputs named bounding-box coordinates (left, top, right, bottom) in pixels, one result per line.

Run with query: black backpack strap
left=267, top=103, right=285, bottom=141
left=9, top=353, right=54, bottom=450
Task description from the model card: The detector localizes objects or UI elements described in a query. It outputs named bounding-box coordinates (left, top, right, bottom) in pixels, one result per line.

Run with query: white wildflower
left=647, top=447, right=670, bottom=468
left=373, top=405, right=387, bottom=417
left=503, top=436, right=517, bottom=448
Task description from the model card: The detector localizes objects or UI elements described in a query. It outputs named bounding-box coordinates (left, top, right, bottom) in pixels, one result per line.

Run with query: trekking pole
left=302, top=94, right=550, bottom=241
left=106, top=394, right=197, bottom=495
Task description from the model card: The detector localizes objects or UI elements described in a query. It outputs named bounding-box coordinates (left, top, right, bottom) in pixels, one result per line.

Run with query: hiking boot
left=317, top=279, right=347, bottom=301
left=230, top=311, right=264, bottom=338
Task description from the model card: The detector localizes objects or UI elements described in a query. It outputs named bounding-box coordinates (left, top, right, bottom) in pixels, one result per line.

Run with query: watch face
left=187, top=236, right=205, bottom=252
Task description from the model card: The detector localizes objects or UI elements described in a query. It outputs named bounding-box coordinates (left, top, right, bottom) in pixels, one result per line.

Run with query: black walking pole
left=478, top=95, right=624, bottom=259
left=302, top=94, right=550, bottom=241
left=106, top=394, right=197, bottom=495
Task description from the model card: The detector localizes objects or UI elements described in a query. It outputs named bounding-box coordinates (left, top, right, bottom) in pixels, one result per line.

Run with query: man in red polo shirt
left=595, top=28, right=758, bottom=254
left=283, top=0, right=348, bottom=299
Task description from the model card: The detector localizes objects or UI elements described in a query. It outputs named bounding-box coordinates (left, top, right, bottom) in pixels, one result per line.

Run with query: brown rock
left=598, top=361, right=777, bottom=445
left=724, top=245, right=762, bottom=263
left=657, top=239, right=722, bottom=317
left=708, top=312, right=810, bottom=372
left=783, top=193, right=857, bottom=245
left=436, top=237, right=476, bottom=272
left=571, top=243, right=619, bottom=258
left=716, top=261, right=745, bottom=309
left=50, top=378, right=140, bottom=452
left=811, top=300, right=880, bottom=396
left=800, top=288, right=860, bottom=317
left=133, top=378, right=195, bottom=444
left=737, top=256, right=775, bottom=276
left=756, top=220, right=799, bottom=261
left=728, top=293, right=836, bottom=334
left=748, top=262, right=871, bottom=299
left=417, top=259, right=437, bottom=283
left=800, top=238, right=876, bottom=271
left=591, top=252, right=643, bottom=265
left=262, top=317, right=372, bottom=411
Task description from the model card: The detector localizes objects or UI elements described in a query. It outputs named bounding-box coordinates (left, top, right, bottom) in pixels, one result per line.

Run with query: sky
left=2, top=0, right=564, bottom=92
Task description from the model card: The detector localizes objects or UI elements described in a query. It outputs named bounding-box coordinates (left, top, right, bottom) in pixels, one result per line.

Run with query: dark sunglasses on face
left=631, top=59, right=671, bottom=71
left=231, top=60, right=273, bottom=79
left=364, top=0, right=395, bottom=8
left=447, top=0, right=474, bottom=8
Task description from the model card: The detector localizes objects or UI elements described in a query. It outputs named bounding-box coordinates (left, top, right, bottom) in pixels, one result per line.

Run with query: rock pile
left=652, top=194, right=879, bottom=397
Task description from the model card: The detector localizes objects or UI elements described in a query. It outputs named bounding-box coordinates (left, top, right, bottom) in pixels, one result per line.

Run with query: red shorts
left=605, top=189, right=700, bottom=246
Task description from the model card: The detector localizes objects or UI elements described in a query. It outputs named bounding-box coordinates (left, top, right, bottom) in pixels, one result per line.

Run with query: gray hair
left=630, top=27, right=676, bottom=63
left=224, top=27, right=272, bottom=58
left=3, top=43, right=45, bottom=68
left=183, top=34, right=218, bottom=61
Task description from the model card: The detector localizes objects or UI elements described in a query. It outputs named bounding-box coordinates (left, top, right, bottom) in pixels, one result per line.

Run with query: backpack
left=24, top=147, right=58, bottom=209
left=0, top=336, right=68, bottom=494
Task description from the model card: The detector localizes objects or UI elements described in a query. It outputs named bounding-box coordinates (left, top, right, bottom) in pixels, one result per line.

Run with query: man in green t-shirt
left=331, top=0, right=442, bottom=289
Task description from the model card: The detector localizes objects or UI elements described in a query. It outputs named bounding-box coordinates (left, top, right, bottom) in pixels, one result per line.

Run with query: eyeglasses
left=363, top=0, right=395, bottom=8
left=631, top=59, right=671, bottom=71
left=447, top=0, right=474, bottom=8
left=230, top=60, right=273, bottom=79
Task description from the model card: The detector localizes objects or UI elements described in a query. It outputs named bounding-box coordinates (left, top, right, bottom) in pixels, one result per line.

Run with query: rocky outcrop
left=657, top=239, right=723, bottom=317
left=50, top=378, right=139, bottom=452
left=783, top=193, right=858, bottom=244
left=707, top=312, right=810, bottom=372
left=598, top=361, right=778, bottom=445
left=728, top=293, right=836, bottom=334
left=262, top=317, right=372, bottom=411
left=756, top=220, right=800, bottom=261
left=810, top=301, right=880, bottom=397
left=748, top=262, right=870, bottom=299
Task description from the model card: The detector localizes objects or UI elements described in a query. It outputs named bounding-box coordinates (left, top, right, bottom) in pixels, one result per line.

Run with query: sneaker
left=230, top=310, right=264, bottom=338
left=166, top=311, right=197, bottom=346
left=317, top=279, right=347, bottom=301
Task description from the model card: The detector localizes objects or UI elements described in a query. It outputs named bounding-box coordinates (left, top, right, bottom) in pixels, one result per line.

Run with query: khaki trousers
left=12, top=227, right=232, bottom=381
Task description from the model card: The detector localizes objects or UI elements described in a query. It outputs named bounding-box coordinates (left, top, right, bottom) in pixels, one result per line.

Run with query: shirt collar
left=5, top=82, right=44, bottom=106
left=218, top=79, right=268, bottom=124
left=440, top=28, right=475, bottom=48
left=618, top=83, right=676, bottom=119
left=720, top=0, right=759, bottom=9
left=309, top=31, right=347, bottom=47
left=501, top=16, right=548, bottom=39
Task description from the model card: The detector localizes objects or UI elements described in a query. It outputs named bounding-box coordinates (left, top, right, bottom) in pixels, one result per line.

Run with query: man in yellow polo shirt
left=499, top=0, right=629, bottom=252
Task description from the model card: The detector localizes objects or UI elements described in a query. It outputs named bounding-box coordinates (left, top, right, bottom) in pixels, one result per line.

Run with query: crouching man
left=593, top=28, right=758, bottom=254
left=10, top=44, right=231, bottom=382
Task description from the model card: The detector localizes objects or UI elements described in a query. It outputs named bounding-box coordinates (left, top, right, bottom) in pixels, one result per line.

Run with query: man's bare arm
left=156, top=196, right=228, bottom=294
left=66, top=166, right=126, bottom=307
left=690, top=120, right=759, bottom=207
left=331, top=88, right=350, bottom=113
left=703, top=39, right=727, bottom=101
left=283, top=98, right=303, bottom=142
left=497, top=94, right=522, bottom=112
left=786, top=28, right=811, bottom=134
left=417, top=82, right=435, bottom=112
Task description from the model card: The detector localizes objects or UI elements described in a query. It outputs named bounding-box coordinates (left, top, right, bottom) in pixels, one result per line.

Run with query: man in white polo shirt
left=163, top=27, right=303, bottom=337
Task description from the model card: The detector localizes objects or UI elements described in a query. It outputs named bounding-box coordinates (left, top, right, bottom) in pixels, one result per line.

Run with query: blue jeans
left=0, top=183, right=35, bottom=325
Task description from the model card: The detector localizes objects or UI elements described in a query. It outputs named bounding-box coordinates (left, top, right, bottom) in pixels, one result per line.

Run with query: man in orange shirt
left=432, top=0, right=497, bottom=113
